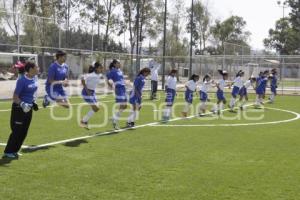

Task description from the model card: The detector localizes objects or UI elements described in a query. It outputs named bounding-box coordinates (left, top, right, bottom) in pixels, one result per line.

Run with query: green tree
left=211, top=16, right=251, bottom=54
left=264, top=18, right=300, bottom=55
left=186, top=0, right=211, bottom=53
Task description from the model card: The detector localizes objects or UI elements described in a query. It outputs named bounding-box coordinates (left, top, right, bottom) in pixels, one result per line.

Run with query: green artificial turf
left=0, top=93, right=300, bottom=200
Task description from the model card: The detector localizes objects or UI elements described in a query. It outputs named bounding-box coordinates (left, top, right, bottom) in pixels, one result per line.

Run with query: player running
left=80, top=62, right=104, bottom=129
left=229, top=70, right=245, bottom=112
left=3, top=62, right=39, bottom=159
left=127, top=68, right=151, bottom=128
left=43, top=50, right=70, bottom=108
left=162, top=69, right=177, bottom=122
left=106, top=59, right=128, bottom=130
left=181, top=74, right=199, bottom=117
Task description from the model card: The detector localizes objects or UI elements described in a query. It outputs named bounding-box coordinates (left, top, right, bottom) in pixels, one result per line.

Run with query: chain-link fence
left=0, top=10, right=299, bottom=97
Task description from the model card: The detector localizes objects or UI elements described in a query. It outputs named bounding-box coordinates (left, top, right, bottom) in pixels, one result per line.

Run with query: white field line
left=0, top=143, right=29, bottom=148
left=151, top=107, right=300, bottom=127
left=22, top=101, right=261, bottom=150
left=0, top=96, right=192, bottom=112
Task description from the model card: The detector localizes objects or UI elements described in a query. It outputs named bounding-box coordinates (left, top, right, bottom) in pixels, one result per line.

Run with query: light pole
left=162, top=0, right=167, bottom=89
left=189, top=0, right=194, bottom=77
left=277, top=0, right=289, bottom=20
left=277, top=0, right=288, bottom=92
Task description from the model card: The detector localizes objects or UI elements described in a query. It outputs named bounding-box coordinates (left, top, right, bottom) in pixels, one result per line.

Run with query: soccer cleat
left=199, top=113, right=206, bottom=117
left=80, top=120, right=90, bottom=130
left=181, top=112, right=187, bottom=118
left=2, top=153, right=18, bottom=159
left=126, top=122, right=132, bottom=128
left=42, top=95, right=50, bottom=108
left=127, top=122, right=135, bottom=128
left=161, top=116, right=169, bottom=123
left=131, top=122, right=135, bottom=128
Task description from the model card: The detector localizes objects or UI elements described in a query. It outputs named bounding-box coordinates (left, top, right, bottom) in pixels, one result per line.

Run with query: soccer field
left=1, top=92, right=300, bottom=200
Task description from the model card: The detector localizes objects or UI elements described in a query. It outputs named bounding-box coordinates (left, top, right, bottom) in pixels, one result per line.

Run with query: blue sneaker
left=43, top=95, right=50, bottom=108
left=2, top=153, right=18, bottom=159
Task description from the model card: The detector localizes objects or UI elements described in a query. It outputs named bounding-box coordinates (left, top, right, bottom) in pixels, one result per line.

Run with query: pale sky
left=181, top=0, right=291, bottom=50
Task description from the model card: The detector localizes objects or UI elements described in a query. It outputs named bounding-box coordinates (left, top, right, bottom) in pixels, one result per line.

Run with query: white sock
left=270, top=93, right=275, bottom=101
left=183, top=103, right=190, bottom=113
left=164, top=107, right=171, bottom=117
left=199, top=102, right=206, bottom=113
left=241, top=99, right=246, bottom=107
left=128, top=110, right=137, bottom=123
left=255, top=96, right=260, bottom=106
left=82, top=110, right=95, bottom=122
left=230, top=98, right=236, bottom=108
left=113, top=110, right=123, bottom=122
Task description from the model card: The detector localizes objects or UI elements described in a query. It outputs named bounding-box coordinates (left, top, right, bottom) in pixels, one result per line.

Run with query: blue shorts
left=46, top=86, right=67, bottom=101
left=239, top=87, right=247, bottom=96
left=185, top=90, right=193, bottom=104
left=271, top=86, right=277, bottom=94
left=165, top=88, right=176, bottom=106
left=231, top=86, right=240, bottom=98
left=129, top=95, right=142, bottom=105
left=256, top=87, right=265, bottom=95
left=200, top=91, right=208, bottom=102
left=82, top=89, right=97, bottom=104
left=115, top=86, right=127, bottom=103
left=217, top=89, right=225, bottom=101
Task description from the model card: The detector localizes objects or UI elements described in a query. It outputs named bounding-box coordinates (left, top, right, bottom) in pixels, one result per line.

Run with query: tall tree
left=211, top=15, right=251, bottom=54
left=186, top=0, right=211, bottom=54
left=80, top=0, right=105, bottom=50
left=264, top=18, right=300, bottom=55
left=1, top=0, right=24, bottom=50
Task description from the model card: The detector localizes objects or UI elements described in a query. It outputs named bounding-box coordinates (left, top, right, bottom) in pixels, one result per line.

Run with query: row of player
left=1, top=50, right=277, bottom=159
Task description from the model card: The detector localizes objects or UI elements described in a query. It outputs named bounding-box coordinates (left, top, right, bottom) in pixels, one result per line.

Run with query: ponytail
left=203, top=74, right=211, bottom=82
left=109, top=59, right=120, bottom=70
left=138, top=67, right=151, bottom=76
left=88, top=65, right=94, bottom=73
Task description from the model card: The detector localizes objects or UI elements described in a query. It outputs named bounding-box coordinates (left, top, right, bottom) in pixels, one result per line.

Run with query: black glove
left=32, top=102, right=39, bottom=111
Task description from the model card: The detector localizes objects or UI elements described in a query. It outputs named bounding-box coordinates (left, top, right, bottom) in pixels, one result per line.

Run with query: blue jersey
left=270, top=76, right=277, bottom=87
left=257, top=76, right=268, bottom=90
left=106, top=68, right=125, bottom=88
left=132, top=75, right=145, bottom=97
left=129, top=75, right=145, bottom=105
left=14, top=75, right=38, bottom=104
left=46, top=62, right=68, bottom=91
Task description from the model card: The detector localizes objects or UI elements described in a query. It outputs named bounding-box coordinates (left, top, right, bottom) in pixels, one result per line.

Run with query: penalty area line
left=24, top=102, right=261, bottom=150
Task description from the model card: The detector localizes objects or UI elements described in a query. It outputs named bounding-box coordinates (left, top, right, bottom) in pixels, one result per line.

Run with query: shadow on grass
left=0, top=158, right=15, bottom=167
left=21, top=145, right=55, bottom=154
left=64, top=139, right=88, bottom=147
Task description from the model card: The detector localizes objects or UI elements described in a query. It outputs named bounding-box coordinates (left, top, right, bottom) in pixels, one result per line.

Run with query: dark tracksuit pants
left=151, top=80, right=158, bottom=99
left=4, top=103, right=32, bottom=154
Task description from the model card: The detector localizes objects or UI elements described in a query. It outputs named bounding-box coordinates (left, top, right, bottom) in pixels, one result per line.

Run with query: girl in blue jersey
left=213, top=70, right=229, bottom=115
left=269, top=68, right=278, bottom=103
left=255, top=70, right=269, bottom=107
left=127, top=68, right=151, bottom=128
left=229, top=70, right=245, bottom=112
left=80, top=62, right=104, bottom=129
left=199, top=74, right=213, bottom=116
left=162, top=69, right=178, bottom=122
left=43, top=50, right=70, bottom=108
left=181, top=74, right=199, bottom=117
left=239, top=76, right=256, bottom=110
left=106, top=59, right=127, bottom=130
left=3, top=62, right=39, bottom=159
